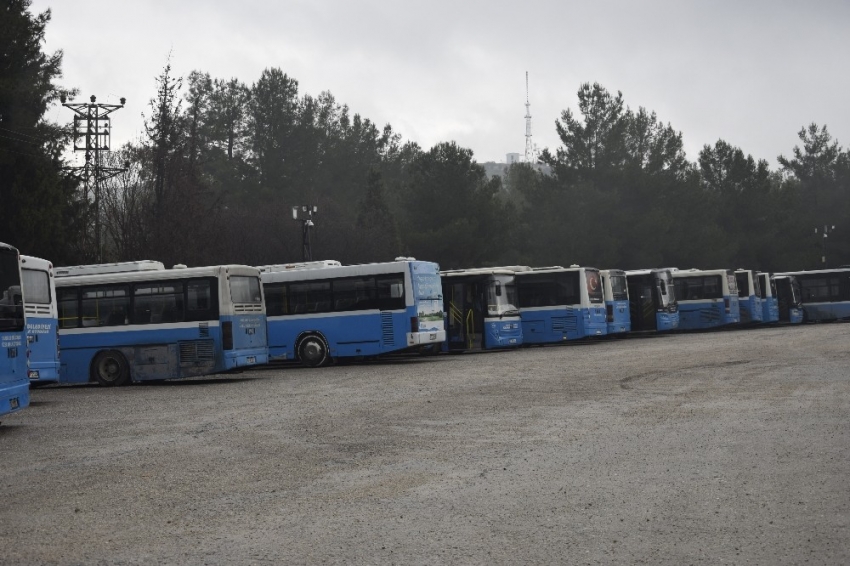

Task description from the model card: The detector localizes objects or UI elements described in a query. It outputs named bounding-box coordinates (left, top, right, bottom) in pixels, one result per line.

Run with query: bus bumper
left=2, top=380, right=30, bottom=415
left=407, top=330, right=446, bottom=346
left=223, top=348, right=269, bottom=369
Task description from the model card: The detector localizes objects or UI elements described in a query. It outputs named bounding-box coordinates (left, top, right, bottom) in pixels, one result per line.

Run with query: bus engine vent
left=234, top=303, right=263, bottom=313
left=552, top=315, right=577, bottom=333
left=198, top=322, right=210, bottom=338
left=381, top=312, right=394, bottom=346
left=179, top=340, right=215, bottom=364
left=25, top=304, right=52, bottom=316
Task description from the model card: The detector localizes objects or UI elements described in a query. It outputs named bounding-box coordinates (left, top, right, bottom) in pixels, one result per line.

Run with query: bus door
left=628, top=279, right=656, bottom=331
left=445, top=281, right=484, bottom=350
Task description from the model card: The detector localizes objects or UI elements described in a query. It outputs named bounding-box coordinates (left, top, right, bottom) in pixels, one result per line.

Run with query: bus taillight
left=606, top=304, right=614, bottom=323
left=410, top=316, right=419, bottom=333
left=222, top=321, right=234, bottom=350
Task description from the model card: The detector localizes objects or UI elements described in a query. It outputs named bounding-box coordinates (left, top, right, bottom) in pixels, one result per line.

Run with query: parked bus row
left=3, top=245, right=849, bottom=416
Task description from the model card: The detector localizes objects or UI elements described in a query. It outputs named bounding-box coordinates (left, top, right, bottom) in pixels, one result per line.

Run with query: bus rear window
left=22, top=269, right=51, bottom=305
left=586, top=271, right=603, bottom=303
left=609, top=275, right=628, bottom=301
left=230, top=276, right=262, bottom=304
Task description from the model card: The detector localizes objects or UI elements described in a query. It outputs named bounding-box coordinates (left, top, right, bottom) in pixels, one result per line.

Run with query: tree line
left=2, top=1, right=848, bottom=272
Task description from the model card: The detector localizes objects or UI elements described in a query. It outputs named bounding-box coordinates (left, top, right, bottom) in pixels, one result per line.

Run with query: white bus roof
left=258, top=260, right=343, bottom=273
left=20, top=255, right=53, bottom=271
left=55, top=264, right=260, bottom=286
left=260, top=259, right=438, bottom=283
left=440, top=267, right=519, bottom=277
left=55, top=260, right=165, bottom=277
left=775, top=267, right=850, bottom=276
left=670, top=268, right=734, bottom=276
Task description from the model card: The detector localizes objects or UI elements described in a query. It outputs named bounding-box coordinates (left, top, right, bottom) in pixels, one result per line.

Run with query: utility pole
left=815, top=224, right=836, bottom=267
left=61, top=94, right=127, bottom=262
left=292, top=205, right=318, bottom=261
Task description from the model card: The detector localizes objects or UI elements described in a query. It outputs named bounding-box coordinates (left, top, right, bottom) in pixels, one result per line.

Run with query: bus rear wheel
left=92, top=350, right=131, bottom=386
left=298, top=335, right=328, bottom=368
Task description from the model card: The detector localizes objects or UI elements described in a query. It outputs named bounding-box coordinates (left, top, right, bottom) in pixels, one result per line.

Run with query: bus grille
left=381, top=312, right=394, bottom=346
left=179, top=340, right=215, bottom=364
left=234, top=304, right=263, bottom=313
left=552, top=315, right=577, bottom=333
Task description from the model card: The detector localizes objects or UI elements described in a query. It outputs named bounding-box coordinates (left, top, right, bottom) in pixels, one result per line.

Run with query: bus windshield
left=487, top=275, right=519, bottom=316
left=0, top=251, right=24, bottom=331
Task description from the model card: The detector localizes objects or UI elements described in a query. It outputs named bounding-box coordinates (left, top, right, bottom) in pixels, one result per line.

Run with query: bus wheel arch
left=296, top=333, right=329, bottom=368
left=91, top=350, right=131, bottom=386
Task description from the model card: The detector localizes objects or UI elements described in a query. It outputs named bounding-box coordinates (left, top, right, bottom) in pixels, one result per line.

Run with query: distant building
left=481, top=153, right=552, bottom=181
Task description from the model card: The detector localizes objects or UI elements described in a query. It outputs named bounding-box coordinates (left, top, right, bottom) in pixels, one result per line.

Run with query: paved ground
left=1, top=323, right=849, bottom=565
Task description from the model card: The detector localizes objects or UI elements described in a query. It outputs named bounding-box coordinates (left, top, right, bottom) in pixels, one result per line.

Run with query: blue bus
left=757, top=272, right=780, bottom=324
left=624, top=269, right=679, bottom=333
left=440, top=268, right=522, bottom=351
left=55, top=264, right=268, bottom=385
left=772, top=274, right=804, bottom=324
left=20, top=255, right=60, bottom=384
left=735, top=269, right=764, bottom=324
left=513, top=265, right=607, bottom=343
left=260, top=259, right=445, bottom=366
left=775, top=268, right=850, bottom=322
left=672, top=268, right=740, bottom=330
left=600, top=269, right=630, bottom=335
left=1, top=242, right=29, bottom=419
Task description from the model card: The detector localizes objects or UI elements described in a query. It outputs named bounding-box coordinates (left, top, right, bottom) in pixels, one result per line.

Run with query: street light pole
left=292, top=205, right=318, bottom=261
left=815, top=224, right=836, bottom=267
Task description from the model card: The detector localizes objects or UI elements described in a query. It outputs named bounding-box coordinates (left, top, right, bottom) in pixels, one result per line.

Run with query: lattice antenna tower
left=524, top=71, right=538, bottom=163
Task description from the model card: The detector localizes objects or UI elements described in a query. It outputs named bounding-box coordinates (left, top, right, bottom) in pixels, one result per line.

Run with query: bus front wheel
left=298, top=335, right=328, bottom=368
left=92, top=350, right=131, bottom=386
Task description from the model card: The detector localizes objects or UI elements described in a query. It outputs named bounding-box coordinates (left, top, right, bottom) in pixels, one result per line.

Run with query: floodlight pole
left=292, top=205, right=318, bottom=261
left=815, top=224, right=836, bottom=267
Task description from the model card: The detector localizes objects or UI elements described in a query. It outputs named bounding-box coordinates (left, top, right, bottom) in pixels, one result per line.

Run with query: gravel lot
left=2, top=323, right=849, bottom=565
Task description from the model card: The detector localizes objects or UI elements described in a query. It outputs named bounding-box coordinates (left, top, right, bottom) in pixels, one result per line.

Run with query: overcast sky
left=32, top=0, right=850, bottom=168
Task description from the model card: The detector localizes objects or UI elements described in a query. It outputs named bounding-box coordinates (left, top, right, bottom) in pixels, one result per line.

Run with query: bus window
left=134, top=282, right=185, bottom=324
left=82, top=286, right=130, bottom=327
left=264, top=283, right=289, bottom=316
left=333, top=277, right=377, bottom=311
left=290, top=281, right=332, bottom=314
left=58, top=288, right=79, bottom=329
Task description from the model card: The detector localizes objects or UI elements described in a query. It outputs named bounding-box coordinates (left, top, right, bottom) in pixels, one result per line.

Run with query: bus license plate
left=10, top=397, right=19, bottom=409
left=28, top=370, right=40, bottom=379
left=246, top=356, right=256, bottom=364
left=429, top=333, right=437, bottom=340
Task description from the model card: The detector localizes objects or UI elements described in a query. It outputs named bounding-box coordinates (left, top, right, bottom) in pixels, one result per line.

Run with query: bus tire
left=92, top=350, right=131, bottom=386
left=298, top=335, right=328, bottom=368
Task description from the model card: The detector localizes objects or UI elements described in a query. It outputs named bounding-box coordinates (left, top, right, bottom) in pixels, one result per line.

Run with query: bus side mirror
left=495, top=281, right=502, bottom=297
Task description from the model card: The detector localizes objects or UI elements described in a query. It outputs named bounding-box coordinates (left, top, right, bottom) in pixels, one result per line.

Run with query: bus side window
left=58, top=288, right=80, bottom=329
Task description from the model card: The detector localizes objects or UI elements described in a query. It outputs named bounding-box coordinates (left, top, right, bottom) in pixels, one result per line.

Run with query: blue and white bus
left=20, top=255, right=60, bottom=384
left=440, top=268, right=522, bottom=351
left=772, top=274, right=804, bottom=324
left=260, top=258, right=445, bottom=366
left=735, top=269, right=763, bottom=324
left=1, top=242, right=29, bottom=419
left=757, top=272, right=780, bottom=324
left=775, top=268, right=850, bottom=322
left=55, top=264, right=268, bottom=385
left=513, top=265, right=607, bottom=343
left=672, top=268, right=740, bottom=330
left=624, top=269, right=679, bottom=333
left=600, top=269, right=630, bottom=336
